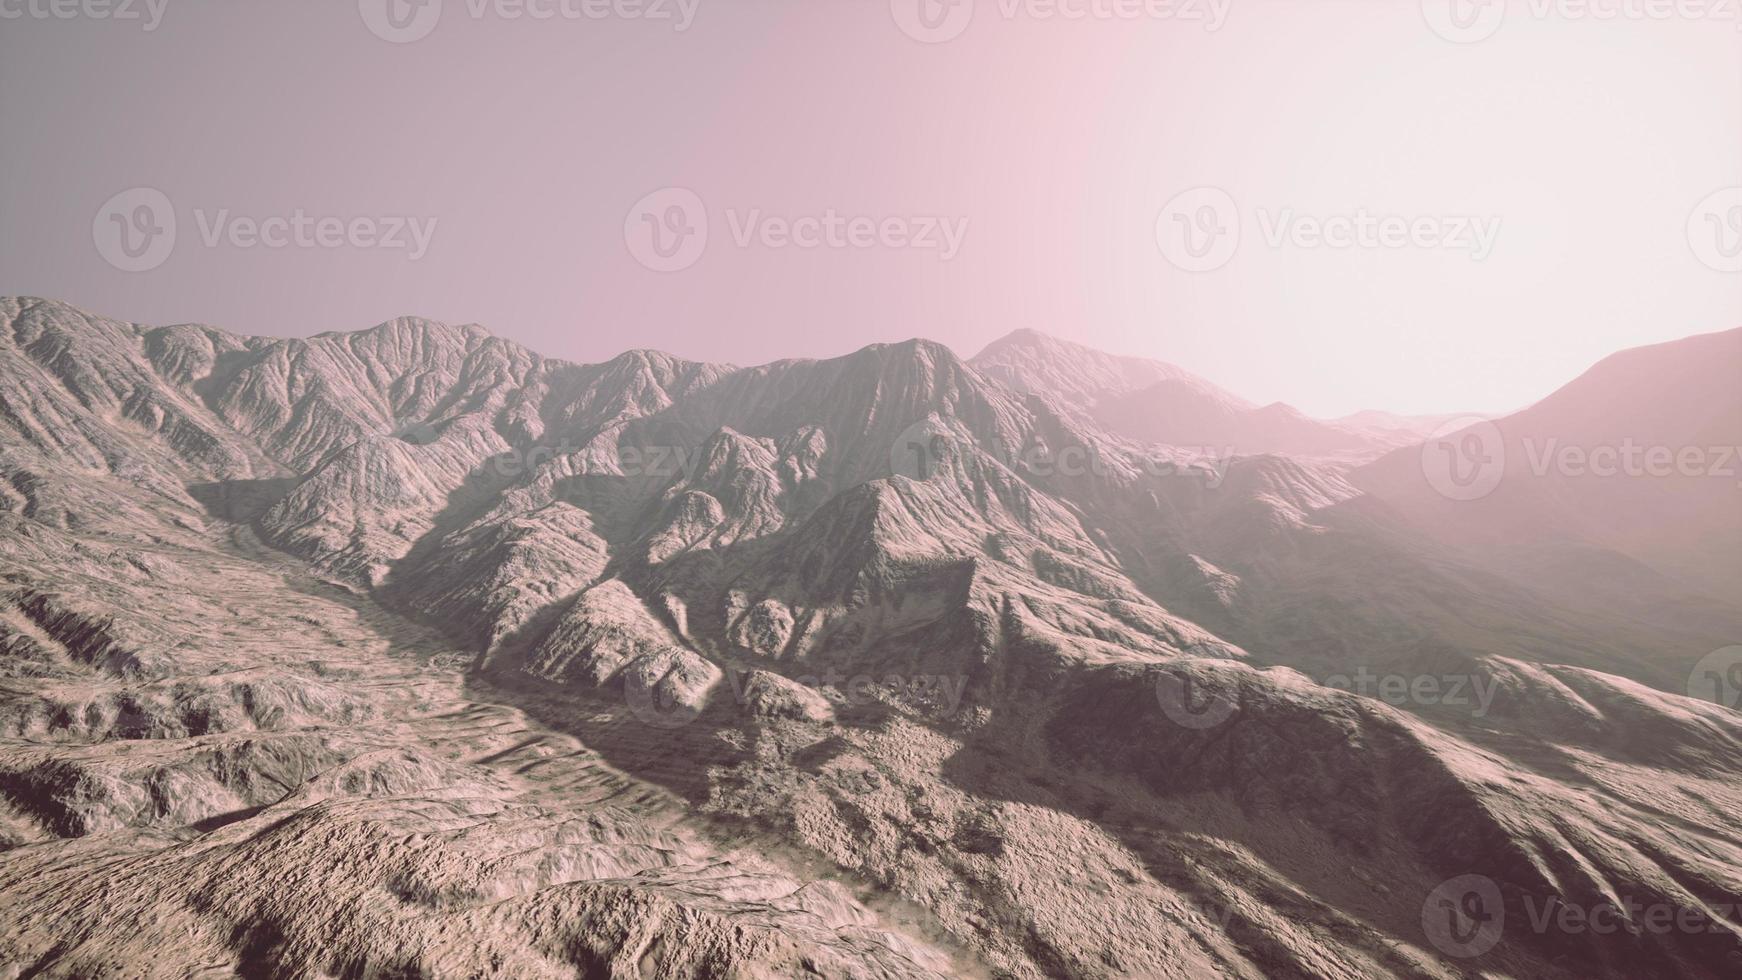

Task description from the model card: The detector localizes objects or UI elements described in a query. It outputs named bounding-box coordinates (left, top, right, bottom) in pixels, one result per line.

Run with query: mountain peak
left=974, top=327, right=1077, bottom=361
left=989, top=326, right=1054, bottom=345
left=969, top=326, right=1246, bottom=409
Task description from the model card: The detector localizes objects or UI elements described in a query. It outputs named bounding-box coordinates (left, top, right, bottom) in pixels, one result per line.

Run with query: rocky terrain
left=0, top=295, right=1738, bottom=978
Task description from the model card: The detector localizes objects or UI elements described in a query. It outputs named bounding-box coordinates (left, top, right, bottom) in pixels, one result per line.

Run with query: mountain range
left=0, top=296, right=1737, bottom=979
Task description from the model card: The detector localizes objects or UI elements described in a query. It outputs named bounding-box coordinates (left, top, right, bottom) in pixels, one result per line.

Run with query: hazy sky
left=2, top=0, right=1737, bottom=416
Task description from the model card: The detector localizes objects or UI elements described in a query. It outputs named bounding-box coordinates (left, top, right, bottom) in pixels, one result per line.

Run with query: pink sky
left=1, top=0, right=1737, bottom=416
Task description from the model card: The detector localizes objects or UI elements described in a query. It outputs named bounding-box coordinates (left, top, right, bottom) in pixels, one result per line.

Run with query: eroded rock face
left=736, top=670, right=835, bottom=723
left=2, top=297, right=1740, bottom=979
left=729, top=598, right=795, bottom=657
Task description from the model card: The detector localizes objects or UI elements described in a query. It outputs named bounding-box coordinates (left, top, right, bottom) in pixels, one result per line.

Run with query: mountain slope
left=1356, top=326, right=1742, bottom=601
left=971, top=328, right=1392, bottom=458
left=2, top=298, right=1740, bottom=979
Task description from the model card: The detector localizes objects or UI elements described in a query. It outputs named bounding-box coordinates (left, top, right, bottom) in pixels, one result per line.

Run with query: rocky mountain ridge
left=1, top=296, right=1738, bottom=979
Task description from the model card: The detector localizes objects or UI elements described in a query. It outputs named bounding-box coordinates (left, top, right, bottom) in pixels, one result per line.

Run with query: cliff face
left=1, top=296, right=1738, bottom=979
